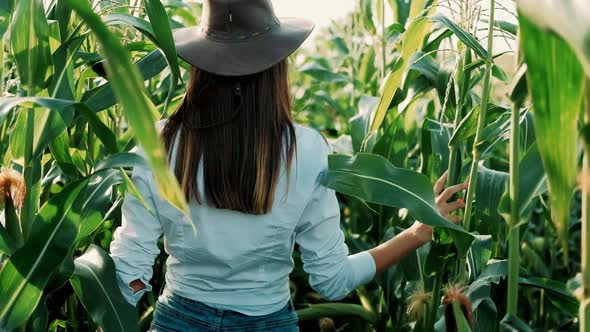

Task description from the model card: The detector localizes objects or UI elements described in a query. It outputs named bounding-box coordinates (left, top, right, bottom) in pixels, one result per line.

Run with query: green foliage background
left=0, top=0, right=589, bottom=331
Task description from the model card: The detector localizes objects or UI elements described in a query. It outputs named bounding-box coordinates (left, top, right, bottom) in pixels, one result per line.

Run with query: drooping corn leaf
left=0, top=179, right=87, bottom=330
left=59, top=0, right=189, bottom=214
left=518, top=0, right=590, bottom=76
left=320, top=153, right=474, bottom=256
left=519, top=277, right=578, bottom=316
left=94, top=152, right=148, bottom=171
left=428, top=15, right=490, bottom=62
left=70, top=245, right=140, bottom=332
left=9, top=0, right=52, bottom=91
left=519, top=15, right=585, bottom=259
left=0, top=97, right=119, bottom=156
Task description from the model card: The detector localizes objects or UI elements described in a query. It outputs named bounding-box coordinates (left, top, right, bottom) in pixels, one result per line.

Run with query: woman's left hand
left=411, top=171, right=468, bottom=243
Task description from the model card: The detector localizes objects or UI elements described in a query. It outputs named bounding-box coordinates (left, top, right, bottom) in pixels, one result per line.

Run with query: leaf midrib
left=329, top=169, right=463, bottom=232
left=77, top=262, right=125, bottom=331
left=0, top=192, right=78, bottom=320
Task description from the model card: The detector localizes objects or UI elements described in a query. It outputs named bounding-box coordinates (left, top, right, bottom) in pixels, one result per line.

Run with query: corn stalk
left=506, top=93, right=521, bottom=316
left=461, top=0, right=495, bottom=234
left=582, top=80, right=590, bottom=332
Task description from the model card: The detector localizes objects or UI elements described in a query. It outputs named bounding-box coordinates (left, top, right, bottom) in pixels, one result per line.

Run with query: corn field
left=0, top=0, right=589, bottom=331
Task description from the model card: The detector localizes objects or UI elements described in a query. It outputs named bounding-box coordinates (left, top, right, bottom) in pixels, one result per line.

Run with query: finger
left=445, top=215, right=462, bottom=223
left=440, top=199, right=466, bottom=215
left=434, top=170, right=449, bottom=195
left=438, top=181, right=468, bottom=202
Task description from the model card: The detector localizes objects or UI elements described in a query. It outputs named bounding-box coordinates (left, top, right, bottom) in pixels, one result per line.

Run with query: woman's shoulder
left=293, top=124, right=332, bottom=174
left=293, top=124, right=330, bottom=152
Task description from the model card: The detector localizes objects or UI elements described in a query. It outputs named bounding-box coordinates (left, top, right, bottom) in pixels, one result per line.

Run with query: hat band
left=202, top=17, right=281, bottom=42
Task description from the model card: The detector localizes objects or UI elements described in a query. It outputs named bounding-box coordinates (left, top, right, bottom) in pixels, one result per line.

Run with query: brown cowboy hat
left=172, top=0, right=315, bottom=76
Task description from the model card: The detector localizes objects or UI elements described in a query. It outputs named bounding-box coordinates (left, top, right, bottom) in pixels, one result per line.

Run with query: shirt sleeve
left=109, top=148, right=163, bottom=306
left=294, top=137, right=376, bottom=301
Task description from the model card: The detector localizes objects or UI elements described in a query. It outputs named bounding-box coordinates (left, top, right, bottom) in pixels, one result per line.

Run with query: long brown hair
left=161, top=59, right=296, bottom=215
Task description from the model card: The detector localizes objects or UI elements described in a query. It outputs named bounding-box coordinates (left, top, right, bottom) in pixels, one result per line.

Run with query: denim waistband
left=159, top=282, right=295, bottom=316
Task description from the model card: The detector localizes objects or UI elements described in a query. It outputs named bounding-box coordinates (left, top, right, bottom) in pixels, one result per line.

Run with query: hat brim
left=173, top=17, right=314, bottom=76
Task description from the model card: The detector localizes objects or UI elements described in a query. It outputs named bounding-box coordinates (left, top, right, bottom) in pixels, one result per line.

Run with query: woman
left=110, top=0, right=468, bottom=331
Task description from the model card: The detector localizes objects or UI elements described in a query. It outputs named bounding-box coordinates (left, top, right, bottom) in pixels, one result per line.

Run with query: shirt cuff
left=348, top=251, right=377, bottom=287
left=116, top=272, right=152, bottom=306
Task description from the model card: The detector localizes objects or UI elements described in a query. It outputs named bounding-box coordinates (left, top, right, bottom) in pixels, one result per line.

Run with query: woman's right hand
left=410, top=171, right=468, bottom=244
left=434, top=170, right=468, bottom=223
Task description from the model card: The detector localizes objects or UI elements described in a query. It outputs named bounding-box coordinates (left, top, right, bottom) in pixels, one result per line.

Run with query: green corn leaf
left=76, top=104, right=118, bottom=154
left=408, top=0, right=427, bottom=20
left=3, top=185, right=22, bottom=247
left=70, top=245, right=140, bottom=332
left=81, top=50, right=167, bottom=112
left=320, top=153, right=474, bottom=256
left=104, top=10, right=180, bottom=109
left=498, top=143, right=546, bottom=224
left=103, top=14, right=155, bottom=40
left=0, top=179, right=88, bottom=330
left=119, top=167, right=154, bottom=216
left=474, top=166, right=508, bottom=242
left=41, top=0, right=188, bottom=215
left=144, top=0, right=181, bottom=110
left=0, top=0, right=14, bottom=38
left=0, top=198, right=18, bottom=255
left=518, top=0, right=590, bottom=76
left=49, top=34, right=88, bottom=100
left=519, top=277, right=578, bottom=316
left=467, top=260, right=508, bottom=310
left=452, top=301, right=473, bottom=332
left=300, top=62, right=351, bottom=83
left=76, top=169, right=128, bottom=242
left=49, top=131, right=79, bottom=177
left=350, top=95, right=379, bottom=152
left=9, top=0, right=52, bottom=91
left=388, top=0, right=411, bottom=26
left=94, top=152, right=148, bottom=172
left=370, top=3, right=436, bottom=133
left=519, top=15, right=585, bottom=260
left=25, top=296, right=48, bottom=332
left=494, top=20, right=517, bottom=36
left=500, top=314, right=534, bottom=332
left=358, top=47, right=376, bottom=85
left=420, top=118, right=451, bottom=177
left=297, top=303, right=377, bottom=323
left=359, top=0, right=376, bottom=34
left=0, top=97, right=119, bottom=157
left=428, top=15, right=491, bottom=62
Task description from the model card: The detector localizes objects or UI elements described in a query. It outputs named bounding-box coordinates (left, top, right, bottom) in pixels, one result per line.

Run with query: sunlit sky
left=274, top=0, right=516, bottom=51
left=188, top=0, right=518, bottom=52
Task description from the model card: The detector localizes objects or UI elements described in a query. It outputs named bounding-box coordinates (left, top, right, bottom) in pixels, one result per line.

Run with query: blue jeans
left=150, top=291, right=299, bottom=332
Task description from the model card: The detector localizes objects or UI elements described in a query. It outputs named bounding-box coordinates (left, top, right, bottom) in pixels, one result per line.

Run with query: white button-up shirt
left=110, top=120, right=376, bottom=316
